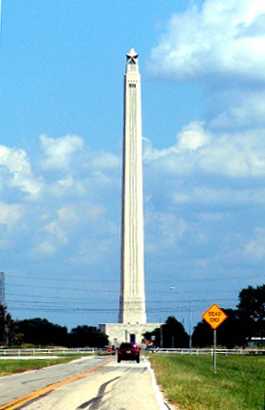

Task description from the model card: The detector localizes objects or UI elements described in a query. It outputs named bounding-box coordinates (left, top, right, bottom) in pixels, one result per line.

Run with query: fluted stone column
left=99, top=50, right=160, bottom=345
left=119, top=49, right=146, bottom=324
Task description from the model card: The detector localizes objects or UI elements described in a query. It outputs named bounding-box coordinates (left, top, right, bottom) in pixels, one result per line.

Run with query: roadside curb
left=146, top=358, right=176, bottom=410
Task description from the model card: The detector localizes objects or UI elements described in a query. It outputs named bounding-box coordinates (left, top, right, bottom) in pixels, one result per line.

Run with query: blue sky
left=1, top=0, right=265, bottom=331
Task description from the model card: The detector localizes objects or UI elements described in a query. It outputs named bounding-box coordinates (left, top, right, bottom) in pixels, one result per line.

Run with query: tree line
left=1, top=283, right=264, bottom=348
left=0, top=309, right=108, bottom=347
left=146, top=283, right=265, bottom=348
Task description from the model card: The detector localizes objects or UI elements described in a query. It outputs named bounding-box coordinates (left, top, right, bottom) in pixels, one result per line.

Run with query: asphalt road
left=0, top=356, right=168, bottom=410
left=24, top=357, right=166, bottom=410
left=0, top=356, right=104, bottom=407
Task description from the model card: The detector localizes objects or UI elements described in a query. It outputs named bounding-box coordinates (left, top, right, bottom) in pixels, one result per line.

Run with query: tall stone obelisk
left=119, top=48, right=146, bottom=325
left=100, top=50, right=159, bottom=345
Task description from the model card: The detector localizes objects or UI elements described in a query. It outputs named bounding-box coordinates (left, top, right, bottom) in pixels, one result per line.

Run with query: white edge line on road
left=146, top=358, right=174, bottom=410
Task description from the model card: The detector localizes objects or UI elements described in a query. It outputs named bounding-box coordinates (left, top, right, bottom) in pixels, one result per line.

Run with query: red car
left=117, top=342, right=140, bottom=363
left=106, top=345, right=116, bottom=355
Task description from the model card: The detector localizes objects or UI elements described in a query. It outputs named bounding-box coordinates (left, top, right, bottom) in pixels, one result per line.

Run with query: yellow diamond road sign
left=202, top=304, right=228, bottom=330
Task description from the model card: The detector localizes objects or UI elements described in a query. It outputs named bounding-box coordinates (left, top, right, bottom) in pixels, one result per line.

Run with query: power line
left=5, top=281, right=243, bottom=293
left=8, top=305, right=221, bottom=314
left=6, top=271, right=265, bottom=283
left=6, top=283, right=119, bottom=293
left=7, top=273, right=119, bottom=283
left=6, top=296, right=236, bottom=305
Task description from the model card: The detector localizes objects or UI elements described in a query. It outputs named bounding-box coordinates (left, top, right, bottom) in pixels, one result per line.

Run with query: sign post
left=213, top=329, right=217, bottom=373
left=202, top=304, right=228, bottom=373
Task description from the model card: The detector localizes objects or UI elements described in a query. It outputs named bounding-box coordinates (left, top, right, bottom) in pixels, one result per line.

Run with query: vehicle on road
left=117, top=342, right=140, bottom=363
left=105, top=345, right=116, bottom=355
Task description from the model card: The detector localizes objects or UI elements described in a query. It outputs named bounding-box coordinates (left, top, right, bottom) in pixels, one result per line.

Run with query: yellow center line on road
left=0, top=357, right=112, bottom=410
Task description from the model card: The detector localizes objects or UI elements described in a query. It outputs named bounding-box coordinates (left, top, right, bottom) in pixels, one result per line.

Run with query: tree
left=69, top=326, right=108, bottom=348
left=162, top=316, right=189, bottom=348
left=238, top=284, right=265, bottom=339
left=15, top=318, right=68, bottom=346
left=192, top=309, right=246, bottom=348
left=144, top=316, right=189, bottom=348
left=144, top=327, right=161, bottom=347
left=0, top=304, right=14, bottom=346
left=192, top=320, right=212, bottom=347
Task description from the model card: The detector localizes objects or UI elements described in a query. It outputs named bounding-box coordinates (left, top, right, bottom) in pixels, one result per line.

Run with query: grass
left=149, top=354, right=265, bottom=410
left=0, top=356, right=82, bottom=376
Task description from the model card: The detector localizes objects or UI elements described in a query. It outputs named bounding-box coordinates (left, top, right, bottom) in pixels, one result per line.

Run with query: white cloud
left=0, top=134, right=121, bottom=261
left=0, top=202, right=24, bottom=226
left=0, top=146, right=31, bottom=174
left=34, top=241, right=56, bottom=256
left=210, top=91, right=265, bottom=129
left=69, top=237, right=115, bottom=266
left=42, top=206, right=80, bottom=245
left=4, top=127, right=265, bottom=277
left=37, top=203, right=108, bottom=257
left=0, top=145, right=41, bottom=197
left=40, top=134, right=84, bottom=170
left=177, top=122, right=209, bottom=151
left=145, top=122, right=265, bottom=178
left=149, top=0, right=265, bottom=81
left=89, top=152, right=120, bottom=170
left=144, top=122, right=209, bottom=175
left=173, top=187, right=265, bottom=206
left=146, top=211, right=187, bottom=252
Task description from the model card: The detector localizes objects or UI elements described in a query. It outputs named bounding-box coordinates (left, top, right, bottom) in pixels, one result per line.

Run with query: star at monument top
left=126, top=48, right=138, bottom=63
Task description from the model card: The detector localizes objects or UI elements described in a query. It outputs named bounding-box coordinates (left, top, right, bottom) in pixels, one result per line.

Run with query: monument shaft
left=100, top=50, right=160, bottom=344
left=119, top=49, right=146, bottom=324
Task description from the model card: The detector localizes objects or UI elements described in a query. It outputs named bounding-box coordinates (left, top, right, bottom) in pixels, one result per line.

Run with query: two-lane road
left=0, top=356, right=168, bottom=410
left=0, top=356, right=107, bottom=409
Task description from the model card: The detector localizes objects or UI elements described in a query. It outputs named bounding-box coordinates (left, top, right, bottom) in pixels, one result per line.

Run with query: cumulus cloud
left=89, top=152, right=120, bottom=170
left=40, top=134, right=84, bottom=170
left=210, top=91, right=265, bottom=129
left=177, top=122, right=209, bottom=151
left=144, top=122, right=209, bottom=160
left=0, top=134, right=121, bottom=265
left=145, top=211, right=187, bottom=252
left=0, top=202, right=24, bottom=226
left=2, top=127, right=264, bottom=278
left=35, top=202, right=108, bottom=258
left=145, top=122, right=265, bottom=178
left=149, top=0, right=265, bottom=82
left=173, top=187, right=265, bottom=206
left=0, top=145, right=41, bottom=197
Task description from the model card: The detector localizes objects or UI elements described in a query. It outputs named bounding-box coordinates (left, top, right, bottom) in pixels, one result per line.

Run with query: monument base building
left=99, top=323, right=160, bottom=346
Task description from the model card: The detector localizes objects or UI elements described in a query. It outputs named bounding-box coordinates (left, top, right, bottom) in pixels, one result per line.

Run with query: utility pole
left=189, top=304, right=193, bottom=349
left=160, top=325, right=163, bottom=348
left=0, top=272, right=5, bottom=306
left=4, top=310, right=9, bottom=346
